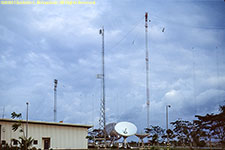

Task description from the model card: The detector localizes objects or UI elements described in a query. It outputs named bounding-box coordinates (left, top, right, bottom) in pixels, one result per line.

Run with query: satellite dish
left=135, top=133, right=148, bottom=139
left=135, top=133, right=148, bottom=148
left=115, top=121, right=137, bottom=137
left=104, top=123, right=121, bottom=147
left=105, top=123, right=121, bottom=140
left=115, top=122, right=137, bottom=149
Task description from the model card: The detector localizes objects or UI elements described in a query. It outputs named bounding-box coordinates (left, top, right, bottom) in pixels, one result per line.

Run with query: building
left=0, top=119, right=92, bottom=149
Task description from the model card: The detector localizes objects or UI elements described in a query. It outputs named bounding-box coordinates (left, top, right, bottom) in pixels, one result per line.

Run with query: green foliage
left=150, top=146, right=159, bottom=150
left=145, top=125, right=166, bottom=145
left=31, top=147, right=37, bottom=150
left=170, top=120, right=192, bottom=146
left=195, top=104, right=225, bottom=148
left=19, top=136, right=34, bottom=150
left=12, top=123, right=23, bottom=132
left=11, top=112, right=22, bottom=119
left=166, top=129, right=175, bottom=140
left=88, top=128, right=104, bottom=141
left=166, top=104, right=225, bottom=148
left=12, top=136, right=34, bottom=150
left=11, top=112, right=24, bottom=134
left=10, top=112, right=34, bottom=150
left=86, top=135, right=94, bottom=141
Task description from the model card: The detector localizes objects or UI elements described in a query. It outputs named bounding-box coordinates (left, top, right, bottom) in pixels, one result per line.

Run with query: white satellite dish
left=115, top=121, right=137, bottom=137
left=115, top=121, right=137, bottom=148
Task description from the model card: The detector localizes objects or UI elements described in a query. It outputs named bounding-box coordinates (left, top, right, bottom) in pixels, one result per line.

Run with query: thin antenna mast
left=99, top=27, right=106, bottom=130
left=54, top=79, right=58, bottom=122
left=2, top=107, right=5, bottom=119
left=99, top=27, right=106, bottom=146
left=26, top=102, right=29, bottom=138
left=145, top=12, right=150, bottom=128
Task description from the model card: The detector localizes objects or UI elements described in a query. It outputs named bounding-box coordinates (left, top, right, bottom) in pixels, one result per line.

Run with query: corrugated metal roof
left=0, top=118, right=92, bottom=128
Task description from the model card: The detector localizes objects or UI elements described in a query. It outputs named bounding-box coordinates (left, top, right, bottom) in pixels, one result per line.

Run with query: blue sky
left=0, top=0, right=225, bottom=136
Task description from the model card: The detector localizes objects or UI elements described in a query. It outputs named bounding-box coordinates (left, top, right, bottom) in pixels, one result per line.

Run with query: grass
left=88, top=147, right=224, bottom=150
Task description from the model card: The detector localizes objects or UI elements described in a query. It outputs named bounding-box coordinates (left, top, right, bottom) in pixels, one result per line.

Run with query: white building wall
left=0, top=120, right=90, bottom=149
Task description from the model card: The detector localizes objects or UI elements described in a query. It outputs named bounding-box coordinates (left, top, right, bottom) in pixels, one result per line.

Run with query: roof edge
left=0, top=118, right=92, bottom=129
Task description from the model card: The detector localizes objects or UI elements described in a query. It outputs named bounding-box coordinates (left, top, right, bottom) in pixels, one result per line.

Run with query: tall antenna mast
left=2, top=107, right=5, bottom=119
left=145, top=12, right=150, bottom=128
left=99, top=27, right=106, bottom=130
left=54, top=79, right=58, bottom=122
left=99, top=26, right=106, bottom=146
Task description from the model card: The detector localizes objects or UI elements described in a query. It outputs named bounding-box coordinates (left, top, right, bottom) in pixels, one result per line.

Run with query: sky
left=0, top=0, right=225, bottom=137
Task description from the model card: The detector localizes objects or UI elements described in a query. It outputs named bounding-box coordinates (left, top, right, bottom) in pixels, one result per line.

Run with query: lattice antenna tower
left=98, top=27, right=106, bottom=130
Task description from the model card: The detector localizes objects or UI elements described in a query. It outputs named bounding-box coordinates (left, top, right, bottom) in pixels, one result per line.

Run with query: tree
left=87, top=128, right=105, bottom=148
left=11, top=112, right=25, bottom=136
left=12, top=137, right=34, bottom=150
left=190, top=121, right=207, bottom=147
left=167, top=129, right=175, bottom=144
left=11, top=112, right=34, bottom=150
left=171, top=119, right=193, bottom=147
left=213, top=105, right=225, bottom=148
left=145, top=125, right=165, bottom=146
left=195, top=105, right=225, bottom=149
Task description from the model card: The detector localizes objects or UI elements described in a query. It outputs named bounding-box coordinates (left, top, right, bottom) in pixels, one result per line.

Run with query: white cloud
left=0, top=25, right=16, bottom=44
left=0, top=0, right=224, bottom=134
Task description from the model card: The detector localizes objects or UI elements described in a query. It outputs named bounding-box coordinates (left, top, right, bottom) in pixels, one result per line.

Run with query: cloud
left=0, top=0, right=225, bottom=136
